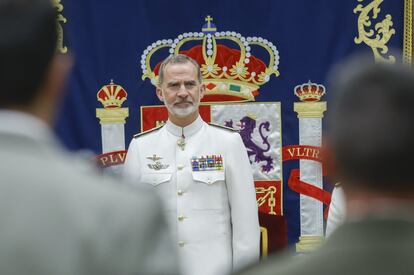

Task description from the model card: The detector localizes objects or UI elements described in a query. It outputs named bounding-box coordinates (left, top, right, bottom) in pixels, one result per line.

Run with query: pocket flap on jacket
left=141, top=173, right=172, bottom=186
left=192, top=171, right=224, bottom=185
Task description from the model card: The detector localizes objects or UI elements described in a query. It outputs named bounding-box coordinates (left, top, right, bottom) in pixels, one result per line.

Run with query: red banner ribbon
left=95, top=150, right=127, bottom=168
left=282, top=145, right=322, bottom=162
left=283, top=145, right=332, bottom=218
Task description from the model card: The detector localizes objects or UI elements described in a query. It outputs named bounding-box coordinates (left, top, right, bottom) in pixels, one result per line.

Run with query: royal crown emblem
left=294, top=81, right=326, bottom=102
left=140, top=16, right=280, bottom=102
left=97, top=79, right=128, bottom=109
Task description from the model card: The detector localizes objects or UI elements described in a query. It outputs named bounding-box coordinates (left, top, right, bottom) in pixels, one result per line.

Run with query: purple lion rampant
left=225, top=116, right=274, bottom=173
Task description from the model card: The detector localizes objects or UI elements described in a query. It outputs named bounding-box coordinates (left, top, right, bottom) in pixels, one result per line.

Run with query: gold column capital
left=294, top=102, right=327, bottom=118
left=96, top=108, right=129, bottom=125
left=296, top=235, right=324, bottom=253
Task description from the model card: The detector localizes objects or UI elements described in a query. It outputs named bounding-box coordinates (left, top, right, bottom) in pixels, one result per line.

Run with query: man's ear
left=33, top=53, right=73, bottom=125
left=44, top=53, right=73, bottom=101
left=156, top=86, right=164, bottom=102
left=199, top=83, right=206, bottom=100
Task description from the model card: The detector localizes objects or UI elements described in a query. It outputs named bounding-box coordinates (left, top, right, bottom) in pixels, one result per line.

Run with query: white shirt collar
left=0, top=110, right=54, bottom=143
left=165, top=115, right=204, bottom=138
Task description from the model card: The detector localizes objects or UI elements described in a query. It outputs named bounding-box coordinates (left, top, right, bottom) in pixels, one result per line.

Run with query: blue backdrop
left=55, top=0, right=406, bottom=246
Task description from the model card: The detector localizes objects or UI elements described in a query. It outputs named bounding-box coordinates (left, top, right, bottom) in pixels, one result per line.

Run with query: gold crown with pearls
left=140, top=16, right=280, bottom=102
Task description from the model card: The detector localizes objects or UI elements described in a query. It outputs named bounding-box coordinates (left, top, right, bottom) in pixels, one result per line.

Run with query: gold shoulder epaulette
left=208, top=123, right=239, bottom=132
left=133, top=125, right=163, bottom=139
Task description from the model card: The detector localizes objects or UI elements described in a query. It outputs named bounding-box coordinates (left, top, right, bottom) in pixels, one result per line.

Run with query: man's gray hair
left=158, top=54, right=203, bottom=86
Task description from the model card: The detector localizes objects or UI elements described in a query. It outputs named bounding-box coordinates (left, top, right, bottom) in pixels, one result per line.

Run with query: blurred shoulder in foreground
left=0, top=0, right=178, bottom=274
left=235, top=57, right=414, bottom=275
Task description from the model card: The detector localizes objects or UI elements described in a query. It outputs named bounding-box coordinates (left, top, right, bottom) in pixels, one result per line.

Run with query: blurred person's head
left=0, top=0, right=72, bottom=125
left=156, top=54, right=205, bottom=127
left=328, top=58, right=414, bottom=200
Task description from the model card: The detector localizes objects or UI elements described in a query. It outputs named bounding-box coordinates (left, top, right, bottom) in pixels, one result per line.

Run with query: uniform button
left=177, top=190, right=184, bottom=196
left=177, top=165, right=184, bottom=171
left=178, top=215, right=185, bottom=221
left=178, top=241, right=185, bottom=247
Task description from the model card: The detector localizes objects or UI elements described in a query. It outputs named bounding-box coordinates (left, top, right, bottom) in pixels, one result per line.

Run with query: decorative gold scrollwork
left=53, top=0, right=67, bottom=54
left=256, top=186, right=277, bottom=215
left=354, top=0, right=396, bottom=63
left=403, top=0, right=412, bottom=65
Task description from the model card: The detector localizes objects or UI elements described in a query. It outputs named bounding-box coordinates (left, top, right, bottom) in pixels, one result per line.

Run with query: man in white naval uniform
left=124, top=54, right=260, bottom=275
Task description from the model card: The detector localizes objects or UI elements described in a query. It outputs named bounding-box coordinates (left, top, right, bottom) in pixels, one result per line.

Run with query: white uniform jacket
left=124, top=116, right=260, bottom=275
left=326, top=186, right=346, bottom=237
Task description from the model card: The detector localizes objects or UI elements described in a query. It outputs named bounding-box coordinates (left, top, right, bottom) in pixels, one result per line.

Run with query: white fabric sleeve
left=326, top=186, right=346, bottom=237
left=226, top=133, right=260, bottom=271
left=122, top=139, right=142, bottom=182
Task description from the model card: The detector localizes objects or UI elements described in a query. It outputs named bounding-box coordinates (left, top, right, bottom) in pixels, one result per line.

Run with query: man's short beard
left=166, top=101, right=199, bottom=118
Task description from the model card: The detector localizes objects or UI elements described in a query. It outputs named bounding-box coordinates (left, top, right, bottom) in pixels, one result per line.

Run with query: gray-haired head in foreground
left=158, top=54, right=202, bottom=86
left=328, top=56, right=414, bottom=192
